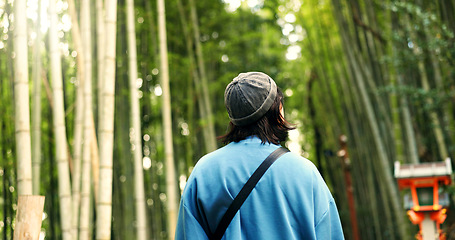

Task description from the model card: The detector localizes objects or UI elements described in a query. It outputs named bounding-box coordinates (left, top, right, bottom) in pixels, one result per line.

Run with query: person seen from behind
left=175, top=72, right=344, bottom=240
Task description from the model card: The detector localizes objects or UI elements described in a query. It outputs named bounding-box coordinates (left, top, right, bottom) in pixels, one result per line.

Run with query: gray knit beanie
left=224, top=72, right=278, bottom=126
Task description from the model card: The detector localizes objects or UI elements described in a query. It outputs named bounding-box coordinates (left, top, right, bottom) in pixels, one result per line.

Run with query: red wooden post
left=338, top=135, right=360, bottom=240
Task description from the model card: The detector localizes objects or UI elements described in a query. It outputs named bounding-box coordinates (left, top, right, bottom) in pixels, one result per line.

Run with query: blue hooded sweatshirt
left=176, top=137, right=344, bottom=240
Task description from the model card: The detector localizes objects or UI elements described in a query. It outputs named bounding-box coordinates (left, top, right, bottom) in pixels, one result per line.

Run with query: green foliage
left=379, top=85, right=455, bottom=112
left=385, top=1, right=455, bottom=68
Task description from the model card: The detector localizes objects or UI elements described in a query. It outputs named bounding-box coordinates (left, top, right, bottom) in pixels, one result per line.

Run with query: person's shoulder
left=278, top=150, right=319, bottom=171
left=277, top=151, right=334, bottom=198
left=190, top=144, right=233, bottom=174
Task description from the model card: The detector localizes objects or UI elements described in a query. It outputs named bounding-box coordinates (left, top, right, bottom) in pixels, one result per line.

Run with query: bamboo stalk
left=330, top=0, right=408, bottom=238
left=157, top=0, right=179, bottom=238
left=96, top=0, right=105, bottom=135
left=126, top=0, right=148, bottom=238
left=404, top=17, right=449, bottom=160
left=32, top=0, right=43, bottom=195
left=189, top=0, right=217, bottom=152
left=13, top=0, right=33, bottom=196
left=96, top=0, right=117, bottom=238
left=49, top=0, right=73, bottom=239
left=67, top=0, right=85, bottom=237
left=79, top=0, right=93, bottom=238
left=13, top=196, right=45, bottom=240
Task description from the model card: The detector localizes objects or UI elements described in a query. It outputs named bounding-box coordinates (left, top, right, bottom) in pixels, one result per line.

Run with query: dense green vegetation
left=0, top=0, right=454, bottom=239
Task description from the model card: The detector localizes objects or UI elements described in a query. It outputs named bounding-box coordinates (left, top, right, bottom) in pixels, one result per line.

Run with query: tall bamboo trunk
left=157, top=0, right=179, bottom=238
left=396, top=69, right=419, bottom=164
left=145, top=0, right=158, bottom=58
left=126, top=0, right=148, bottom=239
left=49, top=0, right=73, bottom=239
left=97, top=0, right=105, bottom=136
left=93, top=0, right=105, bottom=202
left=307, top=1, right=343, bottom=133
left=389, top=12, right=419, bottom=164
left=96, top=0, right=117, bottom=239
left=189, top=0, right=217, bottom=153
left=375, top=158, right=396, bottom=240
left=424, top=27, right=452, bottom=160
left=402, top=11, right=448, bottom=160
left=330, top=0, right=408, bottom=238
left=13, top=0, right=33, bottom=196
left=335, top=59, right=383, bottom=239
left=32, top=0, right=43, bottom=195
left=344, top=37, right=407, bottom=240
left=176, top=0, right=197, bottom=175
left=404, top=18, right=449, bottom=160
left=67, top=0, right=85, bottom=237
left=79, top=0, right=93, bottom=239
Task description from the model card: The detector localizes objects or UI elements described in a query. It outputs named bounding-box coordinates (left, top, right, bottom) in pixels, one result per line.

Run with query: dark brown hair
left=218, top=88, right=295, bottom=145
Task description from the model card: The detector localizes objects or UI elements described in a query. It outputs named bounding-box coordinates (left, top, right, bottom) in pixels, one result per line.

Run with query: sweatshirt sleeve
left=175, top=202, right=210, bottom=240
left=315, top=199, right=345, bottom=240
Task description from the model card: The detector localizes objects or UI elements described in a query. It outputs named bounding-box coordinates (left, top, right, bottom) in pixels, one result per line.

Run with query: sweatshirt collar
left=239, top=135, right=276, bottom=146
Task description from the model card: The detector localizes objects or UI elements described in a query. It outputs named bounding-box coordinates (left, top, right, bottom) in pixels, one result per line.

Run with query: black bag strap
left=210, top=147, right=290, bottom=240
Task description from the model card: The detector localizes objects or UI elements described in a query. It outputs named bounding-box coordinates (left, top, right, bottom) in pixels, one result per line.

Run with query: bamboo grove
left=0, top=0, right=454, bottom=239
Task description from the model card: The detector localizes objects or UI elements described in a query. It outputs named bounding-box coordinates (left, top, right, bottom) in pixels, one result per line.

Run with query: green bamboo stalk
left=157, top=0, right=179, bottom=238
left=31, top=0, right=43, bottom=195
